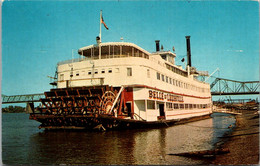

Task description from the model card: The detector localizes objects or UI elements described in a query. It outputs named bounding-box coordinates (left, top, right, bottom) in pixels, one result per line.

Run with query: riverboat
left=29, top=12, right=212, bottom=130
left=29, top=36, right=212, bottom=130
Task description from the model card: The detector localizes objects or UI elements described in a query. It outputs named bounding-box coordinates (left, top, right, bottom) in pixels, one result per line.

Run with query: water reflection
left=2, top=113, right=236, bottom=165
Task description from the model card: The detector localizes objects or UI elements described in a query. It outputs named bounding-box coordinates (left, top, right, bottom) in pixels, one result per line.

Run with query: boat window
left=127, top=68, right=132, bottom=76
left=147, top=100, right=155, bottom=109
left=166, top=103, right=173, bottom=110
left=174, top=103, right=179, bottom=109
left=59, top=74, right=64, bottom=81
left=162, top=75, right=165, bottom=81
left=76, top=71, right=79, bottom=76
left=113, top=46, right=120, bottom=56
left=169, top=78, right=172, bottom=84
left=122, top=46, right=132, bottom=57
left=166, top=76, right=168, bottom=83
left=134, top=49, right=139, bottom=57
left=189, top=104, right=193, bottom=109
left=101, top=69, right=105, bottom=73
left=108, top=68, right=112, bottom=73
left=94, top=70, right=98, bottom=74
left=180, top=104, right=184, bottom=109
left=115, top=68, right=119, bottom=73
left=157, top=72, right=160, bottom=80
left=88, top=71, right=92, bottom=75
left=135, top=100, right=145, bottom=112
left=185, top=104, right=189, bottom=109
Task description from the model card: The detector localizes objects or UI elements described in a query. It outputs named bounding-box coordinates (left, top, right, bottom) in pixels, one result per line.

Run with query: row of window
left=147, top=100, right=210, bottom=110
left=83, top=45, right=149, bottom=60
left=156, top=72, right=209, bottom=93
left=166, top=103, right=211, bottom=110
left=165, top=63, right=188, bottom=77
left=59, top=67, right=133, bottom=81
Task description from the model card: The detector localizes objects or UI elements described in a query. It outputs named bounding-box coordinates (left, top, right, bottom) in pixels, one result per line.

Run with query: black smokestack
left=186, top=36, right=191, bottom=67
left=155, top=40, right=160, bottom=52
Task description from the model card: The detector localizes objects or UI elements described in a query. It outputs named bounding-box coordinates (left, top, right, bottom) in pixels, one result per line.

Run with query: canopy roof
left=78, top=42, right=151, bottom=55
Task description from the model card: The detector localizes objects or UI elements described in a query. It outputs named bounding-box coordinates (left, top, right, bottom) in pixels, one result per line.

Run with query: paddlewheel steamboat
left=29, top=34, right=212, bottom=130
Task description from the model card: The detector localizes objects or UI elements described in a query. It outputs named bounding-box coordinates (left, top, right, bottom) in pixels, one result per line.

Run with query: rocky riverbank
left=211, top=109, right=259, bottom=165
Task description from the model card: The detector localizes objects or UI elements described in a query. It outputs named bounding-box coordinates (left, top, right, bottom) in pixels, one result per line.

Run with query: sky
left=1, top=1, right=259, bottom=102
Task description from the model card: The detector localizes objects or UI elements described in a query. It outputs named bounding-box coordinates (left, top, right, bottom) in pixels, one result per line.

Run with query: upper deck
left=55, top=41, right=210, bottom=96
left=78, top=42, right=150, bottom=59
left=58, top=42, right=187, bottom=77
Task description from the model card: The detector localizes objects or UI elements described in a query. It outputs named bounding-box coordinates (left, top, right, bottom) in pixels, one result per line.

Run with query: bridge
left=210, top=77, right=259, bottom=96
left=1, top=77, right=259, bottom=104
left=2, top=93, right=45, bottom=104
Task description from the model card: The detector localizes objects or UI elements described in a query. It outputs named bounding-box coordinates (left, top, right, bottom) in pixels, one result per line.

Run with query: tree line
left=2, top=106, right=25, bottom=113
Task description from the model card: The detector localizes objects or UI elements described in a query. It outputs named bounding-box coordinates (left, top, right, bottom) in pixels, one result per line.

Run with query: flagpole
left=99, top=10, right=102, bottom=43
left=99, top=10, right=102, bottom=59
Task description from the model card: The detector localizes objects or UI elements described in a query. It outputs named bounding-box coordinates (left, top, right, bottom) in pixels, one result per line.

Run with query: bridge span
left=210, top=77, right=259, bottom=96
left=2, top=94, right=45, bottom=104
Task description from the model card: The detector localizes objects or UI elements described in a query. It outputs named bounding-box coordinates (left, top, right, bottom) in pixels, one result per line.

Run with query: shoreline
left=211, top=109, right=259, bottom=165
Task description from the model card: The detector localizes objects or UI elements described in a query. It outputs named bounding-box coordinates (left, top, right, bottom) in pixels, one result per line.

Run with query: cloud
left=226, top=49, right=243, bottom=53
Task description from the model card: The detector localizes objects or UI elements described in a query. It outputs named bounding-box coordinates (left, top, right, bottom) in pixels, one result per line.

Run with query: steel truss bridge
left=1, top=78, right=259, bottom=104
left=210, top=78, right=259, bottom=96
left=2, top=93, right=45, bottom=104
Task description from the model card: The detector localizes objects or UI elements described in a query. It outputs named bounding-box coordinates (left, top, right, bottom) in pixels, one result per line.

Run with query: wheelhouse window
left=79, top=44, right=150, bottom=60
left=127, top=68, right=132, bottom=76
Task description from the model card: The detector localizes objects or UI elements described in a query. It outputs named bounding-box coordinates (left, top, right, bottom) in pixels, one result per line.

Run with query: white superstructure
left=55, top=40, right=212, bottom=122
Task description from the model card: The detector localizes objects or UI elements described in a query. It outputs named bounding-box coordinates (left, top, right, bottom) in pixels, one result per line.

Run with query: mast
left=99, top=10, right=102, bottom=43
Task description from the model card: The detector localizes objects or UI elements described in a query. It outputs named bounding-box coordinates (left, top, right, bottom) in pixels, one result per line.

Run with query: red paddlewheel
left=100, top=91, right=117, bottom=115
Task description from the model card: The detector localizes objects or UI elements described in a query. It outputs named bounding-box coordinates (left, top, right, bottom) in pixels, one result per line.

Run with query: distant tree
left=2, top=106, right=25, bottom=113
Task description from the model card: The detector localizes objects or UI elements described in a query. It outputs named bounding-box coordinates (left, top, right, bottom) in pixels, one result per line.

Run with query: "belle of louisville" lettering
left=148, top=90, right=183, bottom=102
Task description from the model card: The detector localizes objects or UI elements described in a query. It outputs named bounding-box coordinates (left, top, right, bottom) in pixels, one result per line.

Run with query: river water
left=2, top=113, right=235, bottom=165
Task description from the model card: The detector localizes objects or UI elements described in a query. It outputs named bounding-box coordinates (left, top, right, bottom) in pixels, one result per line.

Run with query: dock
left=213, top=108, right=242, bottom=115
